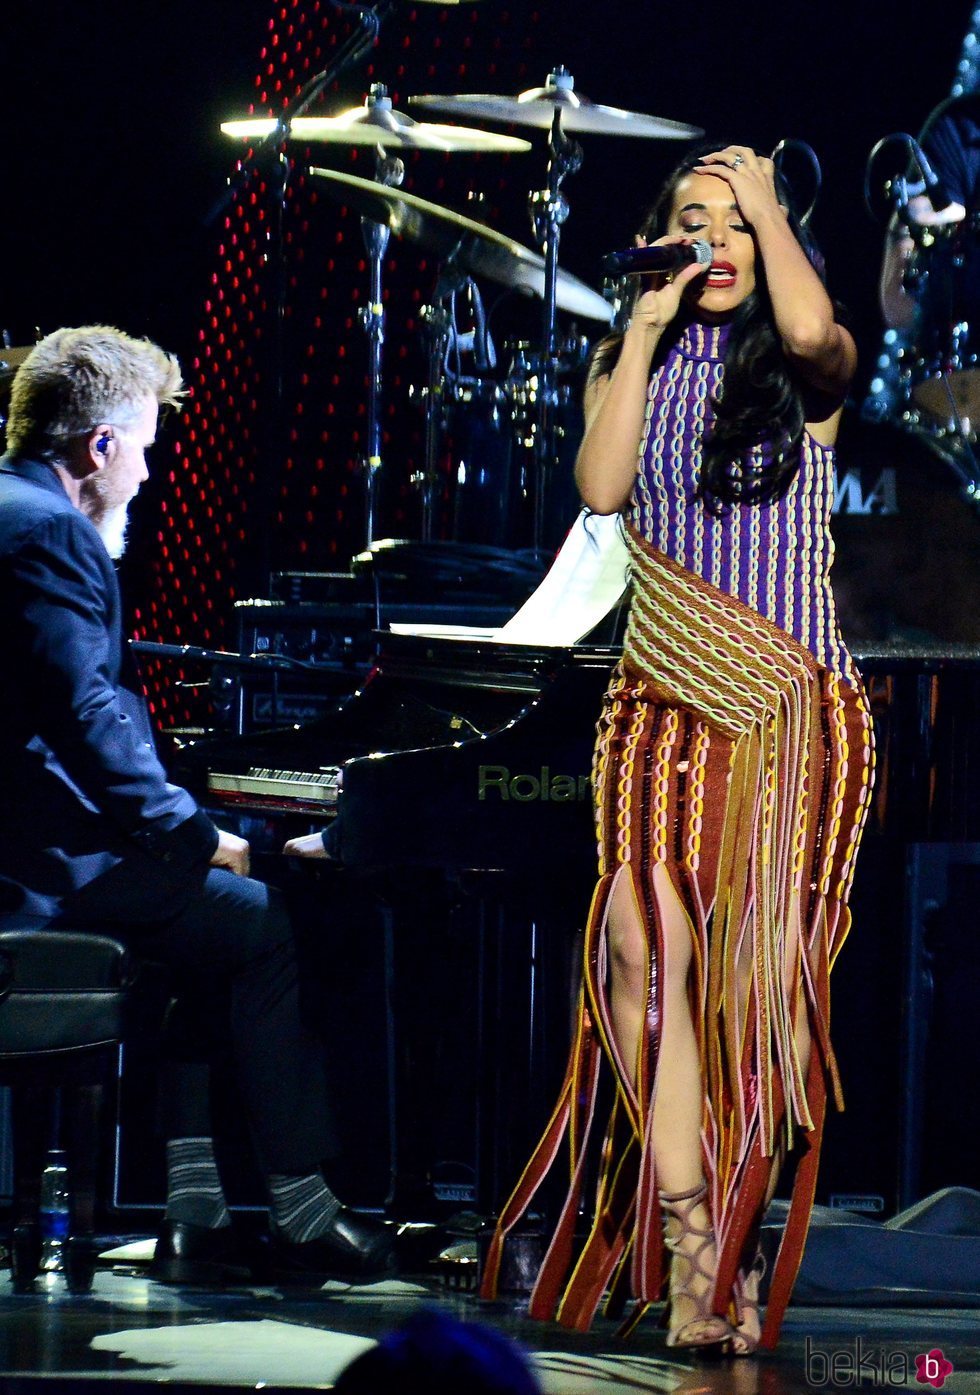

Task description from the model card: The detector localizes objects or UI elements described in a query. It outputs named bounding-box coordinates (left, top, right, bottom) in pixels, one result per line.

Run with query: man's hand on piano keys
left=282, top=832, right=330, bottom=860
left=210, top=829, right=251, bottom=877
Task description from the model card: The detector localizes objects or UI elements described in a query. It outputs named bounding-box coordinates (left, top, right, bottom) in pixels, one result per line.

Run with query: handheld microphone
left=602, top=240, right=712, bottom=277
left=910, top=139, right=955, bottom=214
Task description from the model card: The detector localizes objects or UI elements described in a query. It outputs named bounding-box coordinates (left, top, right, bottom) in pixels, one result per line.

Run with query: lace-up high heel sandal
left=732, top=1249, right=767, bottom=1356
left=659, top=1183, right=734, bottom=1354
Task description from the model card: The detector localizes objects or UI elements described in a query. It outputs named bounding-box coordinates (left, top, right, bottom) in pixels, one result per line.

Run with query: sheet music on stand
left=388, top=511, right=630, bottom=646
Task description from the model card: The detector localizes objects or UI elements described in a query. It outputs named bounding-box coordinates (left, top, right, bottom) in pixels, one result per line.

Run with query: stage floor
left=0, top=1257, right=977, bottom=1394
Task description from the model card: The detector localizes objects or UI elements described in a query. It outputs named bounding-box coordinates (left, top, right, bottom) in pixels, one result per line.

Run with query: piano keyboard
left=208, top=765, right=342, bottom=814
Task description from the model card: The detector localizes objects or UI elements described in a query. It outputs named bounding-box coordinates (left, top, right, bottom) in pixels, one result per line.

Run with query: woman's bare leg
left=607, top=866, right=728, bottom=1345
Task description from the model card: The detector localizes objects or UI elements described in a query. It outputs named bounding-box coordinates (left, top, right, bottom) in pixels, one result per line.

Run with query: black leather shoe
left=270, top=1208, right=398, bottom=1285
left=149, top=1220, right=268, bottom=1287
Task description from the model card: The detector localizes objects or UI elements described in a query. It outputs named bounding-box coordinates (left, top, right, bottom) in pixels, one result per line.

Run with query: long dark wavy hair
left=591, top=140, right=830, bottom=512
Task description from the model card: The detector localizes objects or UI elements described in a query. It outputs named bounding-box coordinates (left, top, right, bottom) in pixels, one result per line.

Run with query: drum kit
left=220, top=8, right=702, bottom=556
left=836, top=137, right=980, bottom=645
left=900, top=214, right=980, bottom=459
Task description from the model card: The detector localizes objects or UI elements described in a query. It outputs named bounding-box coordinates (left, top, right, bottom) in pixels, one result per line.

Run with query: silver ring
left=732, top=154, right=744, bottom=170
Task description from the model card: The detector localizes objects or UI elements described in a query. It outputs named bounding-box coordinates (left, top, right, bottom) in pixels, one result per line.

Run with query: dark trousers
left=51, top=857, right=335, bottom=1177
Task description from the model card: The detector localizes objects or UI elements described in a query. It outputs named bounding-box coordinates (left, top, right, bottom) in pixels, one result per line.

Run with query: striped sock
left=267, top=1172, right=341, bottom=1243
left=164, top=1137, right=231, bottom=1229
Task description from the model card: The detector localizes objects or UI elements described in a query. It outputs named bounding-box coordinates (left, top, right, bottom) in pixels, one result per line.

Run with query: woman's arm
left=692, top=147, right=857, bottom=401
left=574, top=247, right=707, bottom=515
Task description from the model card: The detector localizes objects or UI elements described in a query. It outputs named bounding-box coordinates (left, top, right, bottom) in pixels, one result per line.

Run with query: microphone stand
left=130, top=640, right=326, bottom=736
left=129, top=639, right=319, bottom=671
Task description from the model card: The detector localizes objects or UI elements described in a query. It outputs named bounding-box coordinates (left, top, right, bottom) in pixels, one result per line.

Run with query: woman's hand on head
left=691, top=146, right=784, bottom=228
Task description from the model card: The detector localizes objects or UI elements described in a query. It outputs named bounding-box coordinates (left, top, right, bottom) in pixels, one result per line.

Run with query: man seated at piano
left=0, top=326, right=395, bottom=1286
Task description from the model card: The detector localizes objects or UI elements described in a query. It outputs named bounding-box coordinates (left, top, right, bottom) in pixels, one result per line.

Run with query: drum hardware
left=906, top=213, right=980, bottom=479
left=413, top=267, right=499, bottom=543
left=411, top=68, right=702, bottom=554
left=307, top=168, right=611, bottom=321
left=223, top=39, right=701, bottom=558
left=526, top=73, right=583, bottom=556
left=771, top=138, right=821, bottom=226
left=504, top=337, right=588, bottom=452
left=227, top=79, right=528, bottom=554
left=413, top=267, right=512, bottom=547
left=864, top=131, right=940, bottom=225
left=413, top=64, right=589, bottom=554
left=309, top=163, right=614, bottom=546
left=414, top=302, right=453, bottom=544
left=215, top=0, right=507, bottom=564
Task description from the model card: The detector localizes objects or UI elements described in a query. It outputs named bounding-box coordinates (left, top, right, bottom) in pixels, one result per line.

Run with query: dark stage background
left=0, top=0, right=972, bottom=702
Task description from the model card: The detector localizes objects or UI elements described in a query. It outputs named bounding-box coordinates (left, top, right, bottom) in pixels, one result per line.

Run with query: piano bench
left=0, top=928, right=139, bottom=1292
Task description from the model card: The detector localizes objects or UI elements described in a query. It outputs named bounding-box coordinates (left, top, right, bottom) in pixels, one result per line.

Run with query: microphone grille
left=692, top=240, right=712, bottom=266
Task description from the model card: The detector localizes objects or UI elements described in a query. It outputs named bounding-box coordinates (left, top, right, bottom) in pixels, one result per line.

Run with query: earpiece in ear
left=96, top=434, right=110, bottom=456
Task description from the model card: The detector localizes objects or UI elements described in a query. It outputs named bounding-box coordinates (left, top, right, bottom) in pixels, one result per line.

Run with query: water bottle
left=38, top=1149, right=71, bottom=1279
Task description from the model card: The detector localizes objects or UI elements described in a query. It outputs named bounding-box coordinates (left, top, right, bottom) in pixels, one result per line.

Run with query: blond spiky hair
left=5, top=325, right=184, bottom=459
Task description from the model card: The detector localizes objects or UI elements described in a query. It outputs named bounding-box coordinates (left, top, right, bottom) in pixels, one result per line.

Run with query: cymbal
left=410, top=71, right=702, bottom=140
left=310, top=167, right=613, bottom=323
left=221, top=103, right=531, bottom=154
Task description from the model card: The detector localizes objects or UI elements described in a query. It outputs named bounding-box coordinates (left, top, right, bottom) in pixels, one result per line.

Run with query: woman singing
left=481, top=143, right=874, bottom=1355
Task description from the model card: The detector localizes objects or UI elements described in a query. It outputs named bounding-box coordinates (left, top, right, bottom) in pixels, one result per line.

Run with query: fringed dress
left=481, top=318, right=875, bottom=1348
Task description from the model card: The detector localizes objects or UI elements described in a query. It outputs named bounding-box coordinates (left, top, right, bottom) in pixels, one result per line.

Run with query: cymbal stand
left=416, top=300, right=452, bottom=543
left=527, top=68, right=582, bottom=555
left=361, top=133, right=406, bottom=547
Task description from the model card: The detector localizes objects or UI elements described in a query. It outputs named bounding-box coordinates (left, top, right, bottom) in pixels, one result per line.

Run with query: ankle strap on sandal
left=658, top=1182, right=707, bottom=1206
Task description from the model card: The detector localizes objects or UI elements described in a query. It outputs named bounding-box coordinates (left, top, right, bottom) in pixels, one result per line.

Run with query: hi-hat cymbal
left=410, top=69, right=702, bottom=140
left=221, top=100, right=531, bottom=154
left=310, top=167, right=613, bottom=323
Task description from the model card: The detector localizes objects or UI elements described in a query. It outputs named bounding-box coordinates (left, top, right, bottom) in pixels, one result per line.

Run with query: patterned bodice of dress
left=628, top=317, right=853, bottom=678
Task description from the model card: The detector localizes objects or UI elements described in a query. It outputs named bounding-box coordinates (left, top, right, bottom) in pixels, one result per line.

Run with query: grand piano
left=177, top=633, right=616, bottom=878
left=161, top=626, right=980, bottom=1217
